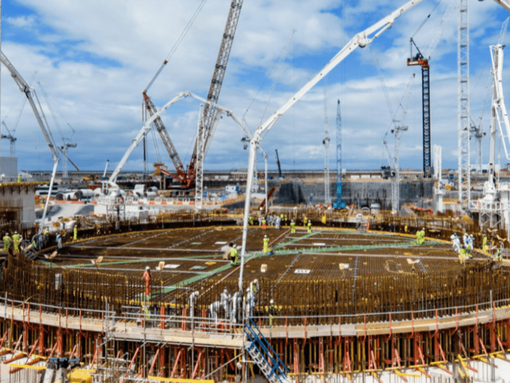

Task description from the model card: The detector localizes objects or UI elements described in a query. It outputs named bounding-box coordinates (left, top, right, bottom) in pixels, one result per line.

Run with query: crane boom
left=143, top=92, right=187, bottom=183
left=238, top=0, right=426, bottom=291
left=187, top=0, right=244, bottom=186
left=0, top=50, right=60, bottom=234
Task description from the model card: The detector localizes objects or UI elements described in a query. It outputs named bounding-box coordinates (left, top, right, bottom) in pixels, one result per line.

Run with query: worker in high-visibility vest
left=290, top=220, right=296, bottom=234
left=266, top=299, right=279, bottom=326
left=262, top=217, right=267, bottom=230
left=230, top=244, right=239, bottom=266
left=263, top=235, right=269, bottom=254
left=12, top=232, right=20, bottom=253
left=3, top=233, right=11, bottom=252
left=73, top=226, right=78, bottom=241
left=142, top=266, right=152, bottom=300
left=321, top=215, right=327, bottom=225
left=307, top=221, right=312, bottom=233
left=303, top=216, right=308, bottom=228
left=483, top=234, right=488, bottom=252
left=249, top=216, right=253, bottom=225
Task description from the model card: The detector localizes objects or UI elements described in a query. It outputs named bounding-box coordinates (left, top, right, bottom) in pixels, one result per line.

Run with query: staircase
left=244, top=318, right=289, bottom=383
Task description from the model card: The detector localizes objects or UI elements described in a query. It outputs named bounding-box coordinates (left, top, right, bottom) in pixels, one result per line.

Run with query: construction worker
left=404, top=225, right=408, bottom=233
left=262, top=217, right=267, bottom=230
left=12, top=232, right=20, bottom=253
left=416, top=228, right=424, bottom=245
left=275, top=215, right=281, bottom=229
left=249, top=216, right=253, bottom=225
left=73, top=226, right=78, bottom=241
left=307, top=221, right=312, bottom=233
left=451, top=233, right=461, bottom=253
left=43, top=228, right=49, bottom=237
left=142, top=266, right=152, bottom=300
left=17, top=174, right=21, bottom=183
left=483, top=234, right=488, bottom=252
left=56, top=232, right=62, bottom=249
left=266, top=299, right=278, bottom=326
left=303, top=216, right=308, bottom=228
left=263, top=235, right=269, bottom=254
left=466, top=234, right=474, bottom=258
left=459, top=246, right=468, bottom=265
left=3, top=233, right=11, bottom=252
left=230, top=244, right=239, bottom=266
left=284, top=215, right=288, bottom=226
left=142, top=303, right=151, bottom=327
left=321, top=214, right=327, bottom=225
left=290, top=220, right=296, bottom=234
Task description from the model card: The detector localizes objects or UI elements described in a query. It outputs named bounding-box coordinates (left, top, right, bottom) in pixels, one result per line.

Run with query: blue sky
left=1, top=0, right=509, bottom=173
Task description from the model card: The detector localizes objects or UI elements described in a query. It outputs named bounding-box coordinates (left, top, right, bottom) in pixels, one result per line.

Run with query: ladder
left=244, top=318, right=289, bottom=383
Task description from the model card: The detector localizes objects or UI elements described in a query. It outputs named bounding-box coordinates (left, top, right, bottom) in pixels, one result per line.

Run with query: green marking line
left=61, top=254, right=224, bottom=269
left=274, top=231, right=322, bottom=249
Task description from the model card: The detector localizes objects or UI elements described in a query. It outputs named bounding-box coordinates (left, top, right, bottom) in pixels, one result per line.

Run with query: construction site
left=3, top=0, right=510, bottom=381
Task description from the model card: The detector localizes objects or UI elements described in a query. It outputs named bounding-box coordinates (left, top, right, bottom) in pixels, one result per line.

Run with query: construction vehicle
left=143, top=0, right=244, bottom=189
left=0, top=50, right=60, bottom=236
left=239, top=0, right=428, bottom=291
left=275, top=149, right=284, bottom=179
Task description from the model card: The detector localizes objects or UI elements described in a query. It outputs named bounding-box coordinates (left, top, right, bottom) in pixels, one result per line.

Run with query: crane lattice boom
left=187, top=0, right=244, bottom=186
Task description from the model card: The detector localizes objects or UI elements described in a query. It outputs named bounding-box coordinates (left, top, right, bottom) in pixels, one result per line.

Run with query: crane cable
left=411, top=0, right=442, bottom=39
left=143, top=0, right=209, bottom=94
left=150, top=126, right=162, bottom=164
left=242, top=30, right=296, bottom=136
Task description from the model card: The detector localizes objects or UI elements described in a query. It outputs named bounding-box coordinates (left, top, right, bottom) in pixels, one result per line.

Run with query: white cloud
left=0, top=0, right=507, bottom=176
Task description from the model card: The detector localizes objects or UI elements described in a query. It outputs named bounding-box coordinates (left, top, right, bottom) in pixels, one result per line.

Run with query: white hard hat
left=233, top=244, right=237, bottom=248
left=264, top=235, right=267, bottom=238
left=14, top=231, right=17, bottom=234
left=270, top=299, right=274, bottom=304
left=146, top=266, right=150, bottom=270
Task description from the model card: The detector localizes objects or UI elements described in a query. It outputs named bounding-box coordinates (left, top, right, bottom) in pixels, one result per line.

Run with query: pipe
left=220, top=289, right=230, bottom=319
left=209, top=301, right=221, bottom=324
left=231, top=292, right=241, bottom=323
left=189, top=291, right=199, bottom=320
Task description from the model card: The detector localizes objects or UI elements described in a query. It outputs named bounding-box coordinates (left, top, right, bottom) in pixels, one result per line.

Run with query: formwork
left=1, top=218, right=510, bottom=382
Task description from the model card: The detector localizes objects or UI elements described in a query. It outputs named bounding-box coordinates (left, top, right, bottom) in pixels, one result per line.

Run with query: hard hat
left=264, top=235, right=267, bottom=238
left=422, top=228, right=425, bottom=231
left=233, top=244, right=237, bottom=248
left=146, top=266, right=150, bottom=270
left=14, top=231, right=17, bottom=234
left=270, top=299, right=274, bottom=304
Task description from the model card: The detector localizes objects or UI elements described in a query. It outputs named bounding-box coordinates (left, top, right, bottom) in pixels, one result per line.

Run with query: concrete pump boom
left=238, top=0, right=426, bottom=291
left=108, top=92, right=250, bottom=189
left=0, top=50, right=60, bottom=235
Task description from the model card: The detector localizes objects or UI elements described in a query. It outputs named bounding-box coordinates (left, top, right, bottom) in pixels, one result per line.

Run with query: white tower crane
left=470, top=17, right=508, bottom=173
left=457, top=0, right=470, bottom=205
left=323, top=81, right=331, bottom=204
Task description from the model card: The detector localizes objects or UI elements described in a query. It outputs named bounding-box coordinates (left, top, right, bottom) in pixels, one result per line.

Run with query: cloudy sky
left=0, top=0, right=509, bottom=174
